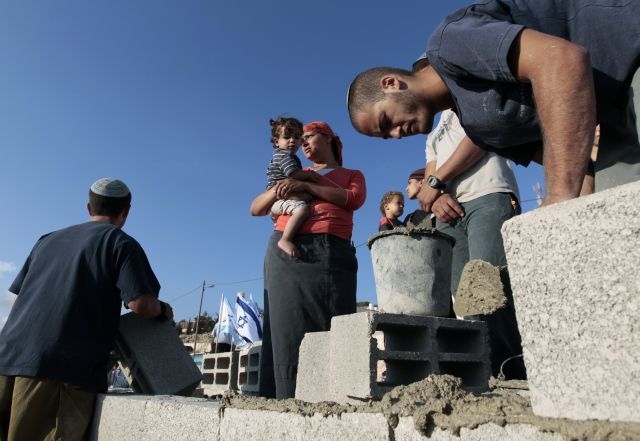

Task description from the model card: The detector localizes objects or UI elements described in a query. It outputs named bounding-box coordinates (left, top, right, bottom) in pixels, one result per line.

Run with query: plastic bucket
left=368, top=228, right=454, bottom=317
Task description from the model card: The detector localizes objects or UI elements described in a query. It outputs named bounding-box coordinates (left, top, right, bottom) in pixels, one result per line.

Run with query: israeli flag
left=211, top=295, right=246, bottom=348
left=235, top=292, right=262, bottom=345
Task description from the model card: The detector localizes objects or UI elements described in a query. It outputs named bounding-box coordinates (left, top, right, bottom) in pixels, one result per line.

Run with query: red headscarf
left=303, top=121, right=343, bottom=166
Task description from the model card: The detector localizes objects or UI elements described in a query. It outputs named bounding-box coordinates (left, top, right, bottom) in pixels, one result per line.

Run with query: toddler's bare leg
left=278, top=206, right=310, bottom=257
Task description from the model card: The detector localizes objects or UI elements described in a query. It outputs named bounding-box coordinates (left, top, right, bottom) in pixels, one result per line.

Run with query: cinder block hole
left=249, top=353, right=260, bottom=367
left=202, top=373, right=214, bottom=385
left=215, top=373, right=229, bottom=385
left=439, top=362, right=485, bottom=387
left=239, top=355, right=248, bottom=368
left=377, top=359, right=432, bottom=387
left=203, top=358, right=216, bottom=369
left=248, top=371, right=258, bottom=385
left=217, top=357, right=231, bottom=369
left=376, top=324, right=430, bottom=352
left=435, top=327, right=482, bottom=353
left=239, top=372, right=247, bottom=385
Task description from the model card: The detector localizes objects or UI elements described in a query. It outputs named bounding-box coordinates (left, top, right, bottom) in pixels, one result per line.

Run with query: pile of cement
left=220, top=375, right=640, bottom=441
left=454, top=260, right=507, bottom=316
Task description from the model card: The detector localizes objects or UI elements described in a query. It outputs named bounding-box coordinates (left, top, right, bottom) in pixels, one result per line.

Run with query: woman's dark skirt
left=259, top=231, right=357, bottom=399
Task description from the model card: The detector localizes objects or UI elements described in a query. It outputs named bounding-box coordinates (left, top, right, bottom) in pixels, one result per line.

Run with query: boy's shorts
left=271, top=199, right=307, bottom=215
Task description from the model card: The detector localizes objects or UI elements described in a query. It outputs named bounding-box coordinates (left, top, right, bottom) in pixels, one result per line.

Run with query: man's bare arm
left=509, top=28, right=596, bottom=205
left=433, top=136, right=487, bottom=182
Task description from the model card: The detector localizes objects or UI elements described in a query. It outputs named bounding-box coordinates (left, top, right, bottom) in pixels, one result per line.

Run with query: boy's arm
left=289, top=170, right=320, bottom=182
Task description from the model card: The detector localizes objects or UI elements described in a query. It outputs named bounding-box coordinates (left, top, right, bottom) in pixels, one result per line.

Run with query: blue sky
left=0, top=1, right=543, bottom=325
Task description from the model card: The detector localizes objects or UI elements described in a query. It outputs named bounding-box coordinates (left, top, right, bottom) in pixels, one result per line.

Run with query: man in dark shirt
left=348, top=0, right=640, bottom=209
left=0, top=178, right=173, bottom=441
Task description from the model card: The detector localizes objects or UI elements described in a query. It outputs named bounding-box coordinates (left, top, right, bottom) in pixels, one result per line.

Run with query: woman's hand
left=274, top=178, right=308, bottom=199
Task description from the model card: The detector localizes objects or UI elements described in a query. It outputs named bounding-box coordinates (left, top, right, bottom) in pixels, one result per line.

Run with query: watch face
left=427, top=175, right=444, bottom=190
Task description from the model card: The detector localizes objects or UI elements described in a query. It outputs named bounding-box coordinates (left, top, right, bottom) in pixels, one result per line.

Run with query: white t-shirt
left=426, top=110, right=520, bottom=203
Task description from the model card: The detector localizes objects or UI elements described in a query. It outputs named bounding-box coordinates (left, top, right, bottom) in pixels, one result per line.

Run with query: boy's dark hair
left=89, top=191, right=132, bottom=217
left=270, top=117, right=303, bottom=147
left=379, top=191, right=404, bottom=215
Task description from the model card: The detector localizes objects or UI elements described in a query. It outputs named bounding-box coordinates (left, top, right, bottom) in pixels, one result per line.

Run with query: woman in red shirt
left=250, top=121, right=366, bottom=399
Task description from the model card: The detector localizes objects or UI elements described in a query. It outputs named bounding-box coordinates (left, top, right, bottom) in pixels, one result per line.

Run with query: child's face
left=275, top=127, right=302, bottom=153
left=406, top=178, right=423, bottom=200
left=385, top=195, right=404, bottom=218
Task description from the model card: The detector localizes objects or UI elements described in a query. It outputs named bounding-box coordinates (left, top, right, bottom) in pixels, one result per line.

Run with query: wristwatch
left=426, top=175, right=446, bottom=190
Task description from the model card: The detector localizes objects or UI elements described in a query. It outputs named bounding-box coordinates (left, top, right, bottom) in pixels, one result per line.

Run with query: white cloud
left=0, top=261, right=17, bottom=279
left=0, top=291, right=17, bottom=329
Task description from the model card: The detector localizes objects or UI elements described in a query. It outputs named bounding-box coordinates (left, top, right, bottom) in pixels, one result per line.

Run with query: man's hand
left=159, top=301, right=174, bottom=322
left=416, top=185, right=443, bottom=212
left=431, top=193, right=465, bottom=223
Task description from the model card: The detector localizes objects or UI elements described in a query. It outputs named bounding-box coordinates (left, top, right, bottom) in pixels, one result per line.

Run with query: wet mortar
left=454, top=260, right=507, bottom=316
left=218, top=375, right=640, bottom=441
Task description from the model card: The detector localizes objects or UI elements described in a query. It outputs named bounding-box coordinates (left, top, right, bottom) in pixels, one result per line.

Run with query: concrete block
left=116, top=312, right=202, bottom=396
left=220, top=408, right=390, bottom=441
left=236, top=343, right=261, bottom=394
left=502, top=180, right=640, bottom=422
left=394, top=417, right=563, bottom=441
left=90, top=394, right=220, bottom=441
left=295, top=332, right=331, bottom=403
left=296, top=312, right=490, bottom=404
left=201, top=351, right=238, bottom=396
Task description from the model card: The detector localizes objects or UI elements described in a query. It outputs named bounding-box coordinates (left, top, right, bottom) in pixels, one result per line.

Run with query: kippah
left=90, top=178, right=130, bottom=198
left=408, top=168, right=426, bottom=181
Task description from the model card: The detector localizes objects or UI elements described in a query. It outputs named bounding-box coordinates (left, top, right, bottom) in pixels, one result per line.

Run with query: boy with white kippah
left=0, top=177, right=172, bottom=441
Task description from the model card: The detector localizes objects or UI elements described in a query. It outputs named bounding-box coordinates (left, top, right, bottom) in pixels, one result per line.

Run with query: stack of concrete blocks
left=502, top=180, right=640, bottom=422
left=236, top=343, right=261, bottom=394
left=116, top=313, right=202, bottom=396
left=296, top=311, right=490, bottom=404
left=200, top=351, right=239, bottom=396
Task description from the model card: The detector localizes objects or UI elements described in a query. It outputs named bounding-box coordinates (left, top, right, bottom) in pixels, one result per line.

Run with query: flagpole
left=214, top=293, right=224, bottom=354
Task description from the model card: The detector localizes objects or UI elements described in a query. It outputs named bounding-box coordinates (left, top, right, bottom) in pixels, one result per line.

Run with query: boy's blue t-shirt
left=426, top=0, right=640, bottom=163
left=0, top=221, right=160, bottom=391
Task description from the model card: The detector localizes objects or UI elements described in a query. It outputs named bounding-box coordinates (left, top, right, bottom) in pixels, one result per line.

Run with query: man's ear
left=380, top=75, right=399, bottom=90
left=380, top=75, right=406, bottom=91
left=87, top=202, right=94, bottom=216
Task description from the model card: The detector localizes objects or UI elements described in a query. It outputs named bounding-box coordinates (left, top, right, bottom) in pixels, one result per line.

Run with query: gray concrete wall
left=91, top=395, right=220, bottom=441
left=502, top=180, right=640, bottom=422
left=90, top=394, right=564, bottom=441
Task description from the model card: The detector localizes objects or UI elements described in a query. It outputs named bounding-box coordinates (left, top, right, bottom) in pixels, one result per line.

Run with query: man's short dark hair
left=347, top=67, right=413, bottom=124
left=89, top=191, right=131, bottom=217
